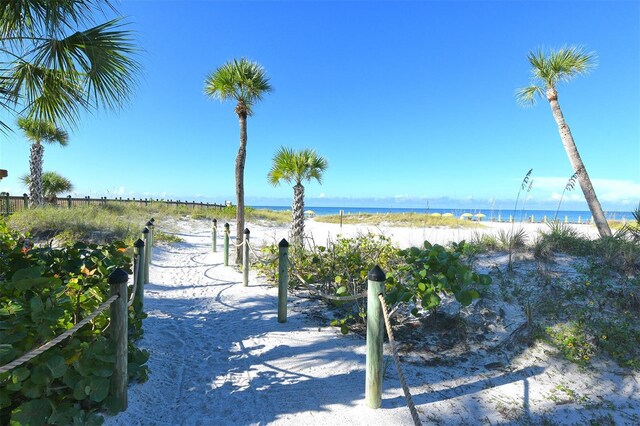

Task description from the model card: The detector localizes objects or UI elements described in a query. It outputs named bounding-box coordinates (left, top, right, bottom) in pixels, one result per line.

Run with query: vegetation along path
left=104, top=218, right=640, bottom=425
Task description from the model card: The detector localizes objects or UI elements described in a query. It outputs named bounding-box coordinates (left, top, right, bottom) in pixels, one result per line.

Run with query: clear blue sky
left=1, top=0, right=639, bottom=212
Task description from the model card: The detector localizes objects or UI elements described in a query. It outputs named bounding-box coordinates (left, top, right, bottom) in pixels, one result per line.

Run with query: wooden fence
left=0, top=192, right=226, bottom=215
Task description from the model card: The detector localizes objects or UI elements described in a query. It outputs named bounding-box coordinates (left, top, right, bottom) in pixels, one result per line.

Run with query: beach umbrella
left=430, top=212, right=442, bottom=217
left=474, top=213, right=486, bottom=222
left=442, top=213, right=454, bottom=217
left=460, top=213, right=473, bottom=220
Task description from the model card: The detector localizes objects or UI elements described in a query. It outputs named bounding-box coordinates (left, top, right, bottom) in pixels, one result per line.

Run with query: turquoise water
left=252, top=206, right=634, bottom=223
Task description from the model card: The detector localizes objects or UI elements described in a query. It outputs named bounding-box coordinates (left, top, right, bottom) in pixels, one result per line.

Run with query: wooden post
left=243, top=228, right=250, bottom=287
left=366, top=265, right=385, bottom=409
left=278, top=239, right=289, bottom=323
left=22, top=193, right=28, bottom=209
left=142, top=227, right=150, bottom=284
left=108, top=268, right=129, bottom=413
left=223, top=223, right=230, bottom=266
left=212, top=219, right=217, bottom=253
left=340, top=209, right=344, bottom=229
left=146, top=220, right=154, bottom=250
left=133, top=238, right=145, bottom=314
left=2, top=192, right=9, bottom=215
left=67, top=195, right=72, bottom=208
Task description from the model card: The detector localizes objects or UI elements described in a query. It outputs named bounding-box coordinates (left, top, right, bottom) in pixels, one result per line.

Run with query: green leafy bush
left=0, top=220, right=148, bottom=424
left=386, top=241, right=492, bottom=316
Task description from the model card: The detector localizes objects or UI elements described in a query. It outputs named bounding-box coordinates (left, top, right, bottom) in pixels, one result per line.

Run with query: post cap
left=368, top=265, right=386, bottom=282
left=279, top=238, right=289, bottom=248
left=244, top=228, right=250, bottom=235
left=146, top=220, right=153, bottom=227
left=134, top=238, right=145, bottom=248
left=150, top=217, right=155, bottom=223
left=23, top=193, right=27, bottom=197
left=224, top=223, right=230, bottom=229
left=142, top=227, right=149, bottom=234
left=213, top=218, right=217, bottom=224
left=108, top=268, right=129, bottom=285
left=67, top=195, right=72, bottom=198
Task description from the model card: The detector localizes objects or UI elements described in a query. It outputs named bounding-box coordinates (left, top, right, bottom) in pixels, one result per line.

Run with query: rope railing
left=378, top=294, right=422, bottom=426
left=246, top=240, right=279, bottom=265
left=0, top=294, right=119, bottom=374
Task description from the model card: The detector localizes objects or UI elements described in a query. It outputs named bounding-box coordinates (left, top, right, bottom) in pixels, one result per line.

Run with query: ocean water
left=251, top=205, right=634, bottom=223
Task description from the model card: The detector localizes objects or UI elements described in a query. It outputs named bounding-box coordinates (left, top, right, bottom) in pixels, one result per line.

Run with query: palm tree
left=268, top=147, right=328, bottom=245
left=516, top=46, right=612, bottom=238
left=21, top=171, right=73, bottom=204
left=0, top=0, right=139, bottom=130
left=17, top=117, right=68, bottom=207
left=204, top=58, right=272, bottom=263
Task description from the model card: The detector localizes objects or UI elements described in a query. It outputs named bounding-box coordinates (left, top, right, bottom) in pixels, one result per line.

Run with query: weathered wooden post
left=243, top=228, right=250, bottom=287
left=142, top=227, right=150, bottom=284
left=67, top=195, right=72, bottom=209
left=2, top=192, right=9, bottom=215
left=146, top=220, right=154, bottom=250
left=133, top=238, right=145, bottom=314
left=366, top=265, right=385, bottom=409
left=223, top=223, right=230, bottom=266
left=278, top=239, right=289, bottom=323
left=108, top=268, right=129, bottom=412
left=22, top=193, right=28, bottom=209
left=212, top=219, right=218, bottom=252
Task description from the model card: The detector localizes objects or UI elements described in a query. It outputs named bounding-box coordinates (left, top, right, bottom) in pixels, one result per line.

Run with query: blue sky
left=1, top=0, right=639, bottom=212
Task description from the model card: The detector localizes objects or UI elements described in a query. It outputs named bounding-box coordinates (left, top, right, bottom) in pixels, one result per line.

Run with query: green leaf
left=30, top=364, right=52, bottom=386
left=0, top=344, right=18, bottom=364
left=334, top=276, right=342, bottom=284
left=30, top=296, right=45, bottom=313
left=336, top=286, right=347, bottom=295
left=10, top=398, right=52, bottom=425
left=417, top=282, right=426, bottom=292
left=421, top=293, right=441, bottom=309
left=340, top=324, right=350, bottom=335
left=455, top=290, right=474, bottom=306
left=46, top=355, right=67, bottom=378
left=11, top=367, right=30, bottom=383
left=11, top=266, right=44, bottom=282
left=73, top=378, right=91, bottom=400
left=21, top=379, right=44, bottom=399
left=89, top=376, right=110, bottom=402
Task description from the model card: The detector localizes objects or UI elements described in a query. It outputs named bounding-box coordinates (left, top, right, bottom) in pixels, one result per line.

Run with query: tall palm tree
left=268, top=147, right=328, bottom=245
left=17, top=117, right=68, bottom=207
left=204, top=58, right=272, bottom=263
left=516, top=46, right=612, bottom=238
left=21, top=170, right=73, bottom=204
left=0, top=0, right=139, bottom=130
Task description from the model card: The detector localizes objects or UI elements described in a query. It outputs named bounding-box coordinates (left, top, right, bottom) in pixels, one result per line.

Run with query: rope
left=0, top=294, right=120, bottom=374
left=378, top=294, right=421, bottom=426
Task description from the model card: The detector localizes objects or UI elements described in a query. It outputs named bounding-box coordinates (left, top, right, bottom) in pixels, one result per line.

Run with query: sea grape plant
left=385, top=241, right=492, bottom=317
left=0, top=221, right=148, bottom=424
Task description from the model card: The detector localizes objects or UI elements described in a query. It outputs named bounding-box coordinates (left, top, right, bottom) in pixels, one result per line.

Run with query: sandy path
left=104, top=219, right=640, bottom=425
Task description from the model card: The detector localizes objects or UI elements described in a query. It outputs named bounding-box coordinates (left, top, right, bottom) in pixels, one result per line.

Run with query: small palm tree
left=268, top=147, right=328, bottom=245
left=21, top=171, right=74, bottom=204
left=17, top=118, right=69, bottom=207
left=204, top=58, right=272, bottom=263
left=516, top=46, right=612, bottom=238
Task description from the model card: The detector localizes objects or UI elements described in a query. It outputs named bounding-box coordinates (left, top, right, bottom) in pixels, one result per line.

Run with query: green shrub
left=0, top=221, right=148, bottom=423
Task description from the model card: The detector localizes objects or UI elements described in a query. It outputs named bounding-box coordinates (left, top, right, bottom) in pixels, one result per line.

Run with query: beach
left=101, top=216, right=639, bottom=425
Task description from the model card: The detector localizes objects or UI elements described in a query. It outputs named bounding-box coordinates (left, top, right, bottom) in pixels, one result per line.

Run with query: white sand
left=104, top=218, right=638, bottom=425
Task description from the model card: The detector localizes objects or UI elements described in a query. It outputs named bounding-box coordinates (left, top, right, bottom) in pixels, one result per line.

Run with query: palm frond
left=204, top=58, right=272, bottom=116
left=515, top=85, right=543, bottom=106
left=268, top=146, right=328, bottom=187
left=17, top=116, right=68, bottom=146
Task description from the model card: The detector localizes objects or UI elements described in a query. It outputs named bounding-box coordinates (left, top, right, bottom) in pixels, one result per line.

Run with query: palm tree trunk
left=546, top=88, right=612, bottom=237
left=235, top=113, right=248, bottom=264
left=29, top=142, right=44, bottom=207
left=291, top=183, right=305, bottom=245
